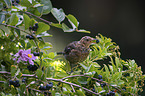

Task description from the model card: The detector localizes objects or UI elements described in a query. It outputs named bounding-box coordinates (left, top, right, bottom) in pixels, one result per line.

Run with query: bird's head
left=79, top=36, right=97, bottom=48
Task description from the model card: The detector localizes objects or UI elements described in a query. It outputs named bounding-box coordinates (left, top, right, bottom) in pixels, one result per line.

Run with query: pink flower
left=13, top=49, right=36, bottom=65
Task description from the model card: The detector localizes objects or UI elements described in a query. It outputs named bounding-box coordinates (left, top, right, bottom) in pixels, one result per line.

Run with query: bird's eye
left=86, top=39, right=89, bottom=41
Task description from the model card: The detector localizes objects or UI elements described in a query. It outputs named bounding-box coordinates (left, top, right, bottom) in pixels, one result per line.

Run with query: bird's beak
left=91, top=39, right=99, bottom=43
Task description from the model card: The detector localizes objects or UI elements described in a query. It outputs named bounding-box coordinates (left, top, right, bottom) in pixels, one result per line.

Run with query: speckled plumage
left=62, top=36, right=96, bottom=71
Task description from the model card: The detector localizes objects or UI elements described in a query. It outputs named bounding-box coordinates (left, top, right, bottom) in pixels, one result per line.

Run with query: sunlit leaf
left=62, top=23, right=74, bottom=32
left=4, top=0, right=11, bottom=8
left=0, top=12, right=5, bottom=24
left=9, top=13, right=19, bottom=26
left=77, top=29, right=90, bottom=33
left=36, top=69, right=43, bottom=79
left=51, top=8, right=65, bottom=23
left=66, top=14, right=79, bottom=28
left=36, top=22, right=50, bottom=35
left=23, top=14, right=31, bottom=30
left=41, top=0, right=52, bottom=14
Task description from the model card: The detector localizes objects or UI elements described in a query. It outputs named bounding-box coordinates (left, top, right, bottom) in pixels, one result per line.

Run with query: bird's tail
left=57, top=52, right=65, bottom=55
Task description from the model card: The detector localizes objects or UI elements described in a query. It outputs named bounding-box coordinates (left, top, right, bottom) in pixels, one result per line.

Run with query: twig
left=1, top=23, right=30, bottom=34
left=23, top=11, right=52, bottom=25
left=0, top=81, right=5, bottom=83
left=46, top=78, right=99, bottom=95
left=70, top=85, right=75, bottom=93
left=28, top=87, right=50, bottom=94
left=0, top=71, right=134, bottom=95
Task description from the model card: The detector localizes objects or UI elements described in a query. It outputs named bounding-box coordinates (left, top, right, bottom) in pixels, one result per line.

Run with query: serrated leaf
left=77, top=29, right=90, bottom=33
left=23, top=14, right=31, bottom=29
left=51, top=8, right=65, bottom=23
left=62, top=23, right=74, bottom=32
left=36, top=22, right=50, bottom=35
left=9, top=13, right=19, bottom=26
left=66, top=14, right=79, bottom=28
left=36, top=69, right=43, bottom=79
left=41, top=0, right=52, bottom=14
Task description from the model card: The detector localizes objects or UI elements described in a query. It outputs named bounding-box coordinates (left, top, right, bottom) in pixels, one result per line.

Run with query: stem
left=0, top=71, right=134, bottom=95
left=23, top=11, right=52, bottom=25
left=46, top=78, right=99, bottom=95
left=70, top=85, right=75, bottom=93
left=33, top=38, right=42, bottom=69
left=1, top=23, right=30, bottom=34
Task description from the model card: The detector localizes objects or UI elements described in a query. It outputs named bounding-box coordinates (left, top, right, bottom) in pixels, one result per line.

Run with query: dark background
left=44, top=0, right=145, bottom=95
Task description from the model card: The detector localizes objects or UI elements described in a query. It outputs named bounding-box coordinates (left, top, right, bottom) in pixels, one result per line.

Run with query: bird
left=57, top=36, right=98, bottom=72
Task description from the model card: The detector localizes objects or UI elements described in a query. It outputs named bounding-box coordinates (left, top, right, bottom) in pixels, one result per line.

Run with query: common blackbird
left=58, top=36, right=98, bottom=72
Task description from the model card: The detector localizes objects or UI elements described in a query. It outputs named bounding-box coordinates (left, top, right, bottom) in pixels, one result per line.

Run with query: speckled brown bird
left=58, top=36, right=97, bottom=72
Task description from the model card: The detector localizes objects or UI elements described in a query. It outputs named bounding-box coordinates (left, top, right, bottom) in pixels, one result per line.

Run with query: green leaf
left=77, top=29, right=90, bottom=33
left=30, top=18, right=36, bottom=27
left=115, top=57, right=120, bottom=68
left=23, top=14, right=31, bottom=30
left=20, top=84, right=26, bottom=92
left=37, top=32, right=52, bottom=37
left=4, top=0, right=11, bottom=8
left=11, top=65, right=17, bottom=77
left=42, top=42, right=52, bottom=50
left=9, top=13, right=19, bottom=26
left=14, top=68, right=20, bottom=77
left=62, top=23, right=74, bottom=32
left=0, top=3, right=3, bottom=10
left=0, top=12, right=5, bottom=24
left=36, top=22, right=50, bottom=35
left=51, top=23, right=62, bottom=28
left=48, top=52, right=56, bottom=59
left=36, top=69, right=43, bottom=79
left=57, top=72, right=68, bottom=78
left=77, top=90, right=85, bottom=96
left=51, top=8, right=65, bottom=23
left=40, top=0, right=52, bottom=14
left=77, top=77, right=88, bottom=84
left=112, top=72, right=122, bottom=80
left=66, top=14, right=79, bottom=28
left=55, top=92, right=61, bottom=96
left=104, top=64, right=110, bottom=77
left=37, top=6, right=43, bottom=15
left=118, top=80, right=124, bottom=85
left=20, top=0, right=32, bottom=7
left=92, top=62, right=101, bottom=67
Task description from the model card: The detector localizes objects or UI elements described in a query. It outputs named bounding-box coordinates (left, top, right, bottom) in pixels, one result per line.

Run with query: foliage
left=0, top=0, right=145, bottom=96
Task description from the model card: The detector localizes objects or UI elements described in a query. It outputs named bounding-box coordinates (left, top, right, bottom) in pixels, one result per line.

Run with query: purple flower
left=13, top=49, right=36, bottom=65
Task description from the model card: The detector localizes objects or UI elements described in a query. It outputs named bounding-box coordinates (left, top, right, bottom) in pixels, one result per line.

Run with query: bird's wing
left=64, top=41, right=78, bottom=54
